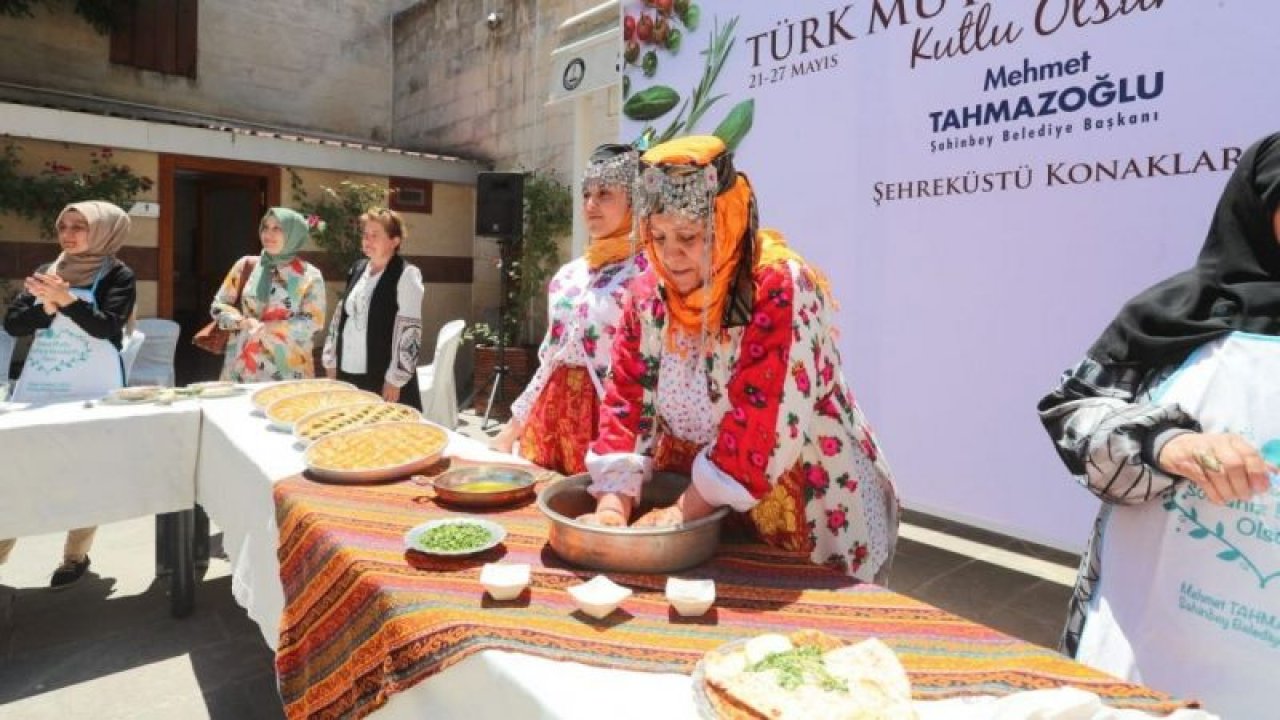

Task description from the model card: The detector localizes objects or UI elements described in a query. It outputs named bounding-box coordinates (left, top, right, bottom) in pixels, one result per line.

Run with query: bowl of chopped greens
left=404, top=517, right=506, bottom=557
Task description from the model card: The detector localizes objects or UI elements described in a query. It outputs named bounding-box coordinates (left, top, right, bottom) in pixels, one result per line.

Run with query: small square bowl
left=480, top=562, right=531, bottom=601
left=665, top=577, right=716, bottom=617
left=567, top=575, right=632, bottom=619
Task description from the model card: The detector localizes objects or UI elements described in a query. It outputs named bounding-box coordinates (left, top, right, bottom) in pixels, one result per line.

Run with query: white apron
left=11, top=266, right=125, bottom=404
left=1079, top=331, right=1280, bottom=718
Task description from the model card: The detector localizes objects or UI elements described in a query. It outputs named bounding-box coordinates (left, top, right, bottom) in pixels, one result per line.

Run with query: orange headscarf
left=640, top=136, right=825, bottom=345
left=582, top=207, right=635, bottom=270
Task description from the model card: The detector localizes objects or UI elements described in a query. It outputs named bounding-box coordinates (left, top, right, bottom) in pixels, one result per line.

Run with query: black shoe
left=50, top=556, right=90, bottom=589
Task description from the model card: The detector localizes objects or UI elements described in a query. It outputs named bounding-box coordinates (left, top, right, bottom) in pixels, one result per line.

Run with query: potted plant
left=467, top=170, right=572, bottom=418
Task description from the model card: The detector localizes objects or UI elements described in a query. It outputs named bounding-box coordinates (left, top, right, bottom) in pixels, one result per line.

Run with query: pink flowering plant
left=288, top=171, right=387, bottom=276
left=0, top=143, right=153, bottom=240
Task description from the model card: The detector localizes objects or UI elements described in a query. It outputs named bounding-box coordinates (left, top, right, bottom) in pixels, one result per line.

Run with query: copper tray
left=424, top=465, right=537, bottom=508
left=303, top=421, right=448, bottom=484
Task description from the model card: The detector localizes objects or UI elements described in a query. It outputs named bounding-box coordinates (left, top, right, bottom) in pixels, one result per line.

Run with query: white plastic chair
left=119, top=328, right=146, bottom=385
left=129, top=318, right=181, bottom=387
left=417, top=319, right=465, bottom=429
left=0, top=328, right=15, bottom=381
left=0, top=328, right=15, bottom=400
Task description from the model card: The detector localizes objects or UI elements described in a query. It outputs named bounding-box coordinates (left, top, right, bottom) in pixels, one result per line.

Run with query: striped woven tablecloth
left=273, top=465, right=1190, bottom=720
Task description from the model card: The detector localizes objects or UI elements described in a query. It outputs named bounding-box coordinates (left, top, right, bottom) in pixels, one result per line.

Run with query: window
left=110, top=0, right=198, bottom=78
left=389, top=177, right=434, bottom=214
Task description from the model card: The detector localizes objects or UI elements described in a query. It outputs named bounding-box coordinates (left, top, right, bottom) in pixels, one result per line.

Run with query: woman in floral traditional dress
left=583, top=136, right=899, bottom=582
left=492, top=144, right=648, bottom=474
left=211, top=207, right=326, bottom=382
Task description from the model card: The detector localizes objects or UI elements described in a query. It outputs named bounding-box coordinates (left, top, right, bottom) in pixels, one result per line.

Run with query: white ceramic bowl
left=665, top=577, right=716, bottom=617
left=480, top=562, right=530, bottom=601
left=567, top=575, right=632, bottom=619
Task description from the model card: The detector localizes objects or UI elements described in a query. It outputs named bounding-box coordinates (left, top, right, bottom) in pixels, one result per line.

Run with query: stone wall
left=393, top=0, right=622, bottom=379
left=392, top=0, right=619, bottom=175
left=0, top=1, right=397, bottom=142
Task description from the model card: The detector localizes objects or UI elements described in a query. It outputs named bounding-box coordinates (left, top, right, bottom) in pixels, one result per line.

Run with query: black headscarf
left=1087, top=132, right=1280, bottom=369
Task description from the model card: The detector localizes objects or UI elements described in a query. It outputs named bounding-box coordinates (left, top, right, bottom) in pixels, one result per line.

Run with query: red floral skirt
left=517, top=365, right=598, bottom=475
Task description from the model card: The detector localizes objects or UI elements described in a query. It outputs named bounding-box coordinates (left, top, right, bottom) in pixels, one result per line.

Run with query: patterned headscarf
left=637, top=136, right=818, bottom=344
left=255, top=207, right=310, bottom=305
left=581, top=143, right=638, bottom=271
left=49, top=201, right=130, bottom=287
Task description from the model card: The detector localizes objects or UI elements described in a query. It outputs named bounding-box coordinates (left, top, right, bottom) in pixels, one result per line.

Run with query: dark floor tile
left=906, top=558, right=1042, bottom=629
left=6, top=581, right=219, bottom=658
left=188, top=635, right=279, bottom=697
left=1001, top=538, right=1082, bottom=568
left=1005, top=578, right=1073, bottom=617
left=971, top=598, right=1069, bottom=650
left=0, top=608, right=227, bottom=703
left=205, top=672, right=284, bottom=720
left=884, top=538, right=969, bottom=595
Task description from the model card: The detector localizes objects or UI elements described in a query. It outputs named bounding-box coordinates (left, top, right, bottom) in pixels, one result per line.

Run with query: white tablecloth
left=0, top=399, right=200, bottom=538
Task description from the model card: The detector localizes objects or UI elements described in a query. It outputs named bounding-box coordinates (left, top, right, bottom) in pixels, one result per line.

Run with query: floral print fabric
left=212, top=255, right=326, bottom=383
left=510, top=253, right=647, bottom=425
left=517, top=365, right=599, bottom=475
left=592, top=260, right=898, bottom=581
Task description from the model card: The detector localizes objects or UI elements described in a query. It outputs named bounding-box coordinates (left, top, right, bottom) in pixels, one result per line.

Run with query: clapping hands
left=24, top=272, right=74, bottom=313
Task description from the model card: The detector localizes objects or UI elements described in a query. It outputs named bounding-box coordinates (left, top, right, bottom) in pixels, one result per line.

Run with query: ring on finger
left=1194, top=450, right=1223, bottom=473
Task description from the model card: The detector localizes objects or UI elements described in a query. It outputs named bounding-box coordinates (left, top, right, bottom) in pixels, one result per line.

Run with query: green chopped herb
left=746, top=646, right=848, bottom=693
left=416, top=522, right=492, bottom=552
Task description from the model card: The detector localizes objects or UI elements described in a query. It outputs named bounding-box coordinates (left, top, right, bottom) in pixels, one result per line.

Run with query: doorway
left=158, top=155, right=280, bottom=384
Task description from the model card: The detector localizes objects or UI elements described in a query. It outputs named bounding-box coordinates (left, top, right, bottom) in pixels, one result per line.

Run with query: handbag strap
left=234, top=256, right=259, bottom=310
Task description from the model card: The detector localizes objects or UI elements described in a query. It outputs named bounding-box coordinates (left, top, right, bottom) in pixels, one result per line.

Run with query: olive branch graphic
left=1165, top=494, right=1280, bottom=590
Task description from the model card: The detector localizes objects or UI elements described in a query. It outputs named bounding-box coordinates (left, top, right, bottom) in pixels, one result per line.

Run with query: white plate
left=404, top=517, right=507, bottom=557
left=186, top=381, right=243, bottom=398
left=105, top=386, right=164, bottom=404
left=99, top=394, right=162, bottom=405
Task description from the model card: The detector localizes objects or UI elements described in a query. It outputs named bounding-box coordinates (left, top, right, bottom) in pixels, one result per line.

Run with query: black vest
left=335, top=255, right=421, bottom=410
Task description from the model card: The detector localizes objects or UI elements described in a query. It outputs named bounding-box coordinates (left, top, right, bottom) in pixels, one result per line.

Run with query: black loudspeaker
left=475, top=171, right=524, bottom=238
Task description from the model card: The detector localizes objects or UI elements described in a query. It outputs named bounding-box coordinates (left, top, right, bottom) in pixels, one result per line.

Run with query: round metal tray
left=265, top=388, right=380, bottom=431
left=292, top=400, right=422, bottom=444
left=250, top=378, right=354, bottom=413
left=425, top=465, right=537, bottom=508
left=537, top=472, right=729, bottom=574
left=303, top=421, right=448, bottom=484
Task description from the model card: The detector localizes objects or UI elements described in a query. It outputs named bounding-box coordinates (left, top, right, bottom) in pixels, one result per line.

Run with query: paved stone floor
left=0, top=411, right=1080, bottom=719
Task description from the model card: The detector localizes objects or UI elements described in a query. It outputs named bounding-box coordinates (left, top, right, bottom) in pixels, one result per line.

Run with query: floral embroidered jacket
left=212, top=255, right=326, bottom=382
left=591, top=260, right=899, bottom=581
left=510, top=253, right=648, bottom=424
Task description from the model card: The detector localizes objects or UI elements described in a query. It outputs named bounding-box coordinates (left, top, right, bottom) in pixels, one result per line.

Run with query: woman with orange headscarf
left=492, top=144, right=648, bottom=474
left=584, top=136, right=899, bottom=582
